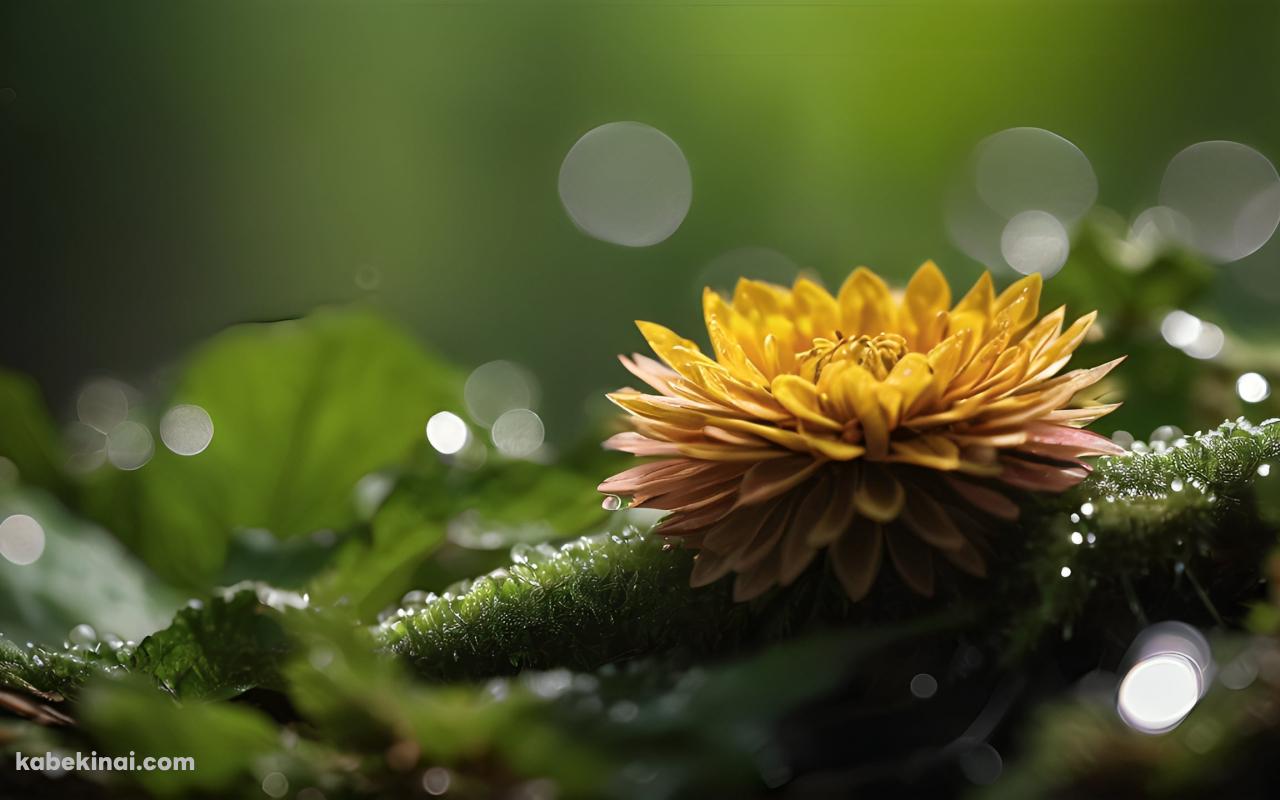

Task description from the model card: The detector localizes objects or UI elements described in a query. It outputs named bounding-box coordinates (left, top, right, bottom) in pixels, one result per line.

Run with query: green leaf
left=77, top=674, right=279, bottom=798
left=82, top=309, right=463, bottom=588
left=0, top=368, right=65, bottom=494
left=0, top=488, right=181, bottom=647
left=127, top=585, right=300, bottom=700
left=309, top=485, right=447, bottom=621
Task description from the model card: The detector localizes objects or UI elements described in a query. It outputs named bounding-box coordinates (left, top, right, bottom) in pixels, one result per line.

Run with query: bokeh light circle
left=491, top=409, right=545, bottom=458
left=159, top=404, right=214, bottom=456
left=1159, top=140, right=1280, bottom=262
left=1236, top=372, right=1271, bottom=403
left=77, top=378, right=130, bottom=434
left=975, top=127, right=1098, bottom=224
left=426, top=411, right=469, bottom=455
left=464, top=361, right=539, bottom=425
left=1117, top=653, right=1202, bottom=733
left=106, top=421, right=154, bottom=470
left=0, top=514, right=45, bottom=565
left=558, top=121, right=692, bottom=247
left=1000, top=210, right=1070, bottom=278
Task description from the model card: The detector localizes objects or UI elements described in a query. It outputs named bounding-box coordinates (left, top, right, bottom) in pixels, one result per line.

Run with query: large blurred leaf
left=0, top=369, right=65, bottom=494
left=78, top=675, right=280, bottom=798
left=0, top=488, right=180, bottom=647
left=83, top=309, right=463, bottom=588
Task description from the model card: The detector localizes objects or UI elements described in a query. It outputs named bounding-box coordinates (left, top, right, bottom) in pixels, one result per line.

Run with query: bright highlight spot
left=1236, top=372, right=1271, bottom=403
left=105, top=421, right=154, bottom=471
left=1117, top=654, right=1202, bottom=734
left=1059, top=566, right=1072, bottom=578
left=426, top=412, right=469, bottom=455
left=1070, top=532, right=1084, bottom=545
left=1182, top=322, right=1224, bottom=360
left=491, top=409, right=545, bottom=458
left=0, top=514, right=45, bottom=565
left=1160, top=310, right=1202, bottom=348
left=1000, top=210, right=1070, bottom=278
left=558, top=121, right=693, bottom=247
left=159, top=404, right=214, bottom=456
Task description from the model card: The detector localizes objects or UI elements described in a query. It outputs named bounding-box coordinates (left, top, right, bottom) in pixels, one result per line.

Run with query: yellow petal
left=903, top=260, right=951, bottom=348
left=854, top=466, right=904, bottom=521
left=884, top=436, right=963, bottom=471
left=837, top=267, right=896, bottom=336
left=882, top=353, right=933, bottom=424
left=703, top=289, right=768, bottom=386
left=992, top=273, right=1042, bottom=337
left=636, top=320, right=716, bottom=378
left=822, top=362, right=889, bottom=458
left=952, top=271, right=994, bottom=317
left=771, top=374, right=844, bottom=431
left=1027, top=310, right=1097, bottom=380
left=732, top=278, right=789, bottom=320
left=805, top=437, right=866, bottom=461
left=791, top=278, right=841, bottom=341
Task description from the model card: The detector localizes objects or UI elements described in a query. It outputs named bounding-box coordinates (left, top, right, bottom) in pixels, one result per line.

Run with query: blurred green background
left=3, top=0, right=1279, bottom=443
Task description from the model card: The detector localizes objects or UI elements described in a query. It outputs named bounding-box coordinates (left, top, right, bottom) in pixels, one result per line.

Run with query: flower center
left=799, top=332, right=908, bottom=381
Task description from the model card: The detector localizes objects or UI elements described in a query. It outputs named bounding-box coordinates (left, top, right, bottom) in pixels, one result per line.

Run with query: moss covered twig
left=1003, top=417, right=1280, bottom=655
left=376, top=524, right=885, bottom=679
left=384, top=419, right=1280, bottom=679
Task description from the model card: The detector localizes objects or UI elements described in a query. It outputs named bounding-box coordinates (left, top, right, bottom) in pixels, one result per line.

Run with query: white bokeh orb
left=426, top=411, right=469, bottom=455
left=1160, top=140, right=1280, bottom=262
left=105, top=421, right=154, bottom=471
left=464, top=361, right=539, bottom=426
left=975, top=127, right=1098, bottom=224
left=0, top=514, right=46, bottom=565
left=1000, top=210, right=1070, bottom=278
left=491, top=409, right=545, bottom=458
left=159, top=404, right=214, bottom=456
left=1117, top=653, right=1202, bottom=734
left=558, top=121, right=692, bottom=247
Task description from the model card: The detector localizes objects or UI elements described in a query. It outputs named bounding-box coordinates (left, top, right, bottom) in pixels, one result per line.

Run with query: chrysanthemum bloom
left=599, top=262, right=1126, bottom=602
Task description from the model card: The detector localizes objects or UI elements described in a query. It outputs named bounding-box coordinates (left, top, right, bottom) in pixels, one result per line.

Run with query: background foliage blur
left=4, top=0, right=1280, bottom=446
left=5, top=3, right=1280, bottom=798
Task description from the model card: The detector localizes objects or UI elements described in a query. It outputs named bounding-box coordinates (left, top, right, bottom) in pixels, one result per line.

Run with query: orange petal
left=736, top=456, right=822, bottom=507
left=885, top=526, right=935, bottom=596
left=830, top=521, right=883, bottom=601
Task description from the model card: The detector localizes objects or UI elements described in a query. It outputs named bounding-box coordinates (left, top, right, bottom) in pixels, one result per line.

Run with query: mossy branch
left=376, top=526, right=874, bottom=680
left=383, top=419, right=1280, bottom=679
left=6, top=420, right=1276, bottom=698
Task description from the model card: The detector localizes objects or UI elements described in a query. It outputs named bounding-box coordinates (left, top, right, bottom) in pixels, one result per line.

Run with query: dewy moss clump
left=1004, top=417, right=1280, bottom=653
left=378, top=524, right=768, bottom=680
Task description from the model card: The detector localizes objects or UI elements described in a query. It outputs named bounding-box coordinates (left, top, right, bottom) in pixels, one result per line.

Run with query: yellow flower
left=599, top=262, right=1125, bottom=602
